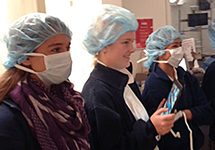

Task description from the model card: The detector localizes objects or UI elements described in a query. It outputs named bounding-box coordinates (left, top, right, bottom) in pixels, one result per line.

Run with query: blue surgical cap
left=3, top=13, right=72, bottom=69
left=144, top=25, right=182, bottom=69
left=83, top=4, right=138, bottom=55
left=208, top=19, right=215, bottom=50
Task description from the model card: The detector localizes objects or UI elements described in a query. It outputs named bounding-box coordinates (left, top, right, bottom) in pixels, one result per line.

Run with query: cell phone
left=162, top=80, right=183, bottom=115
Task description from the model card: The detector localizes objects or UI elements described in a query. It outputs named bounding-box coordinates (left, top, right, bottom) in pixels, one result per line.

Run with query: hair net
left=144, top=25, right=182, bottom=69
left=82, top=4, right=138, bottom=55
left=208, top=19, right=215, bottom=50
left=2, top=13, right=72, bottom=69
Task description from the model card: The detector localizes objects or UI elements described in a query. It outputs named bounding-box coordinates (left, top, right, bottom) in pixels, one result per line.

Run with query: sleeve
left=0, top=103, right=40, bottom=150
left=141, top=77, right=170, bottom=116
left=142, top=89, right=160, bottom=116
left=0, top=103, right=28, bottom=149
left=186, top=73, right=214, bottom=125
left=85, top=91, right=158, bottom=150
left=201, top=68, right=215, bottom=121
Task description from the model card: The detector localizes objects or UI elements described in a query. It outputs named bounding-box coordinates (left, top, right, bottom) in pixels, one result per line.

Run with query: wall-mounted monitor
left=188, top=13, right=208, bottom=27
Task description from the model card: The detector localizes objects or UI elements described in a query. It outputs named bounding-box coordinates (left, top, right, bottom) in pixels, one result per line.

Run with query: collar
left=2, top=99, right=21, bottom=111
left=91, top=62, right=129, bottom=91
left=167, top=67, right=178, bottom=81
left=97, top=60, right=134, bottom=84
left=150, top=63, right=173, bottom=82
left=118, top=68, right=134, bottom=84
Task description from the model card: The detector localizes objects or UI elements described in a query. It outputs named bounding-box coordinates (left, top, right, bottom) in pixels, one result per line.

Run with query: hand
left=192, top=67, right=205, bottom=74
left=182, top=109, right=193, bottom=120
left=150, top=99, right=175, bottom=135
left=150, top=108, right=175, bottom=135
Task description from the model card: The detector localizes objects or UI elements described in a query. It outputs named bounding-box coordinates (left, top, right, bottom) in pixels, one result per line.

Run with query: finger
left=161, top=113, right=176, bottom=121
left=164, top=120, right=175, bottom=127
left=157, top=98, right=166, bottom=110
left=154, top=107, right=169, bottom=115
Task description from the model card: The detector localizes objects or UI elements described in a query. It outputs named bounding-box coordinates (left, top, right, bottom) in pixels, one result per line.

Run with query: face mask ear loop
left=24, top=53, right=46, bottom=57
left=170, top=110, right=193, bottom=150
left=170, top=129, right=181, bottom=138
left=136, top=49, right=149, bottom=63
left=137, top=57, right=148, bottom=63
left=15, top=53, right=46, bottom=74
left=15, top=64, right=37, bottom=74
left=182, top=111, right=193, bottom=150
left=153, top=60, right=168, bottom=63
left=136, top=49, right=166, bottom=64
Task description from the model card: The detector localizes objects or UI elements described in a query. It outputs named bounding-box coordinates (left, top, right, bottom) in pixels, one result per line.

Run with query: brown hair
left=0, top=67, right=28, bottom=102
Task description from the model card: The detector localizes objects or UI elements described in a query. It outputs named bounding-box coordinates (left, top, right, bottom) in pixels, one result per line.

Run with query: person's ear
left=158, top=51, right=170, bottom=60
left=157, top=53, right=165, bottom=60
left=103, top=47, right=108, bottom=54
left=22, top=58, right=31, bottom=67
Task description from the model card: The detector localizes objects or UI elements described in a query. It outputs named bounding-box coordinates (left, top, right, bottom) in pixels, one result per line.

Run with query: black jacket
left=142, top=63, right=214, bottom=150
left=0, top=99, right=40, bottom=150
left=82, top=63, right=158, bottom=150
left=202, top=60, right=215, bottom=142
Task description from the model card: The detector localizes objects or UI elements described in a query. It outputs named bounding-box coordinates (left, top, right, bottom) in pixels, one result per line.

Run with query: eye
left=170, top=45, right=180, bottom=49
left=51, top=47, right=61, bottom=53
left=122, top=41, right=129, bottom=44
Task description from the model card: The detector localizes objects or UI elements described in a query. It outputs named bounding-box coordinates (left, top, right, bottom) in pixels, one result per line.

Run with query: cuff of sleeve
left=147, top=119, right=158, bottom=136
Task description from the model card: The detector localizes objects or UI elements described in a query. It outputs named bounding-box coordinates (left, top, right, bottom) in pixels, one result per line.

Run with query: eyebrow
left=173, top=42, right=181, bottom=45
left=121, top=38, right=135, bottom=41
left=48, top=43, right=63, bottom=47
left=48, top=42, right=71, bottom=47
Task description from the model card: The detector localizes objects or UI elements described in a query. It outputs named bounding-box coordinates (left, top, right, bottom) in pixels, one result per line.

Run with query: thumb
left=157, top=98, right=166, bottom=110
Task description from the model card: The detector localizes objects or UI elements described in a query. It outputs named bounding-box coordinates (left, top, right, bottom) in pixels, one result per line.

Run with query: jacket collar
left=2, top=99, right=21, bottom=111
left=91, top=63, right=129, bottom=91
left=150, top=63, right=172, bottom=82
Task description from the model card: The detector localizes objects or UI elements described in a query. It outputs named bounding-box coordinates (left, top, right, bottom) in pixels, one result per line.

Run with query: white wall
left=122, top=0, right=172, bottom=76
left=102, top=0, right=171, bottom=76
left=1, top=0, right=171, bottom=90
left=171, top=0, right=215, bottom=56
left=102, top=0, right=122, bottom=6
left=0, top=0, right=46, bottom=76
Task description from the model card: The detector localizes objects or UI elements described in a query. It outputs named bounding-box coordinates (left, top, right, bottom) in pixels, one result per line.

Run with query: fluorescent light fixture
left=170, top=0, right=185, bottom=5
left=170, top=0, right=179, bottom=3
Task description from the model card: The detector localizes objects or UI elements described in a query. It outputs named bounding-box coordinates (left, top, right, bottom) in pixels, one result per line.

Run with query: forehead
left=172, top=38, right=181, bottom=44
left=165, top=38, right=181, bottom=49
left=118, top=31, right=135, bottom=40
left=34, top=34, right=70, bottom=53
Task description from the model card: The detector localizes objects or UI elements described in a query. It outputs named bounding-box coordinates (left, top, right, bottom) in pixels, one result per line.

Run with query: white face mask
left=154, top=47, right=184, bottom=68
left=15, top=51, right=72, bottom=85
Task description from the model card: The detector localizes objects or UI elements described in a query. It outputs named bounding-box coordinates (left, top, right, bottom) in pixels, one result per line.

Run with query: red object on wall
left=135, top=18, right=153, bottom=49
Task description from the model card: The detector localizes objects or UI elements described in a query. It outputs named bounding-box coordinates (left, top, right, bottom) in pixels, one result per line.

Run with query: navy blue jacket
left=0, top=99, right=41, bottom=150
left=82, top=63, right=158, bottom=150
left=202, top=60, right=215, bottom=142
left=141, top=63, right=214, bottom=150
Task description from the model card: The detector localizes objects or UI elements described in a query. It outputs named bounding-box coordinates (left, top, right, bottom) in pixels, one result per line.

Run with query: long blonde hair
left=0, top=67, right=28, bottom=102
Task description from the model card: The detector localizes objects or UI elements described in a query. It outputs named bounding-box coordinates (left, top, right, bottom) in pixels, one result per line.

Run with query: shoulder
left=177, top=66, right=187, bottom=76
left=0, top=99, right=25, bottom=134
left=0, top=100, right=19, bottom=123
left=0, top=100, right=28, bottom=147
left=82, top=77, right=115, bottom=107
left=0, top=99, right=40, bottom=149
left=207, top=59, right=215, bottom=69
left=177, top=67, right=194, bottom=81
left=205, top=61, right=215, bottom=75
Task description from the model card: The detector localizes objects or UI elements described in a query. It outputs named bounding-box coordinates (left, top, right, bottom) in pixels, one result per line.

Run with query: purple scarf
left=9, top=76, right=90, bottom=150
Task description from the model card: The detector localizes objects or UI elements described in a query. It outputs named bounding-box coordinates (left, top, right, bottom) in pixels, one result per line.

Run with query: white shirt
left=119, top=68, right=149, bottom=122
left=96, top=60, right=149, bottom=121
